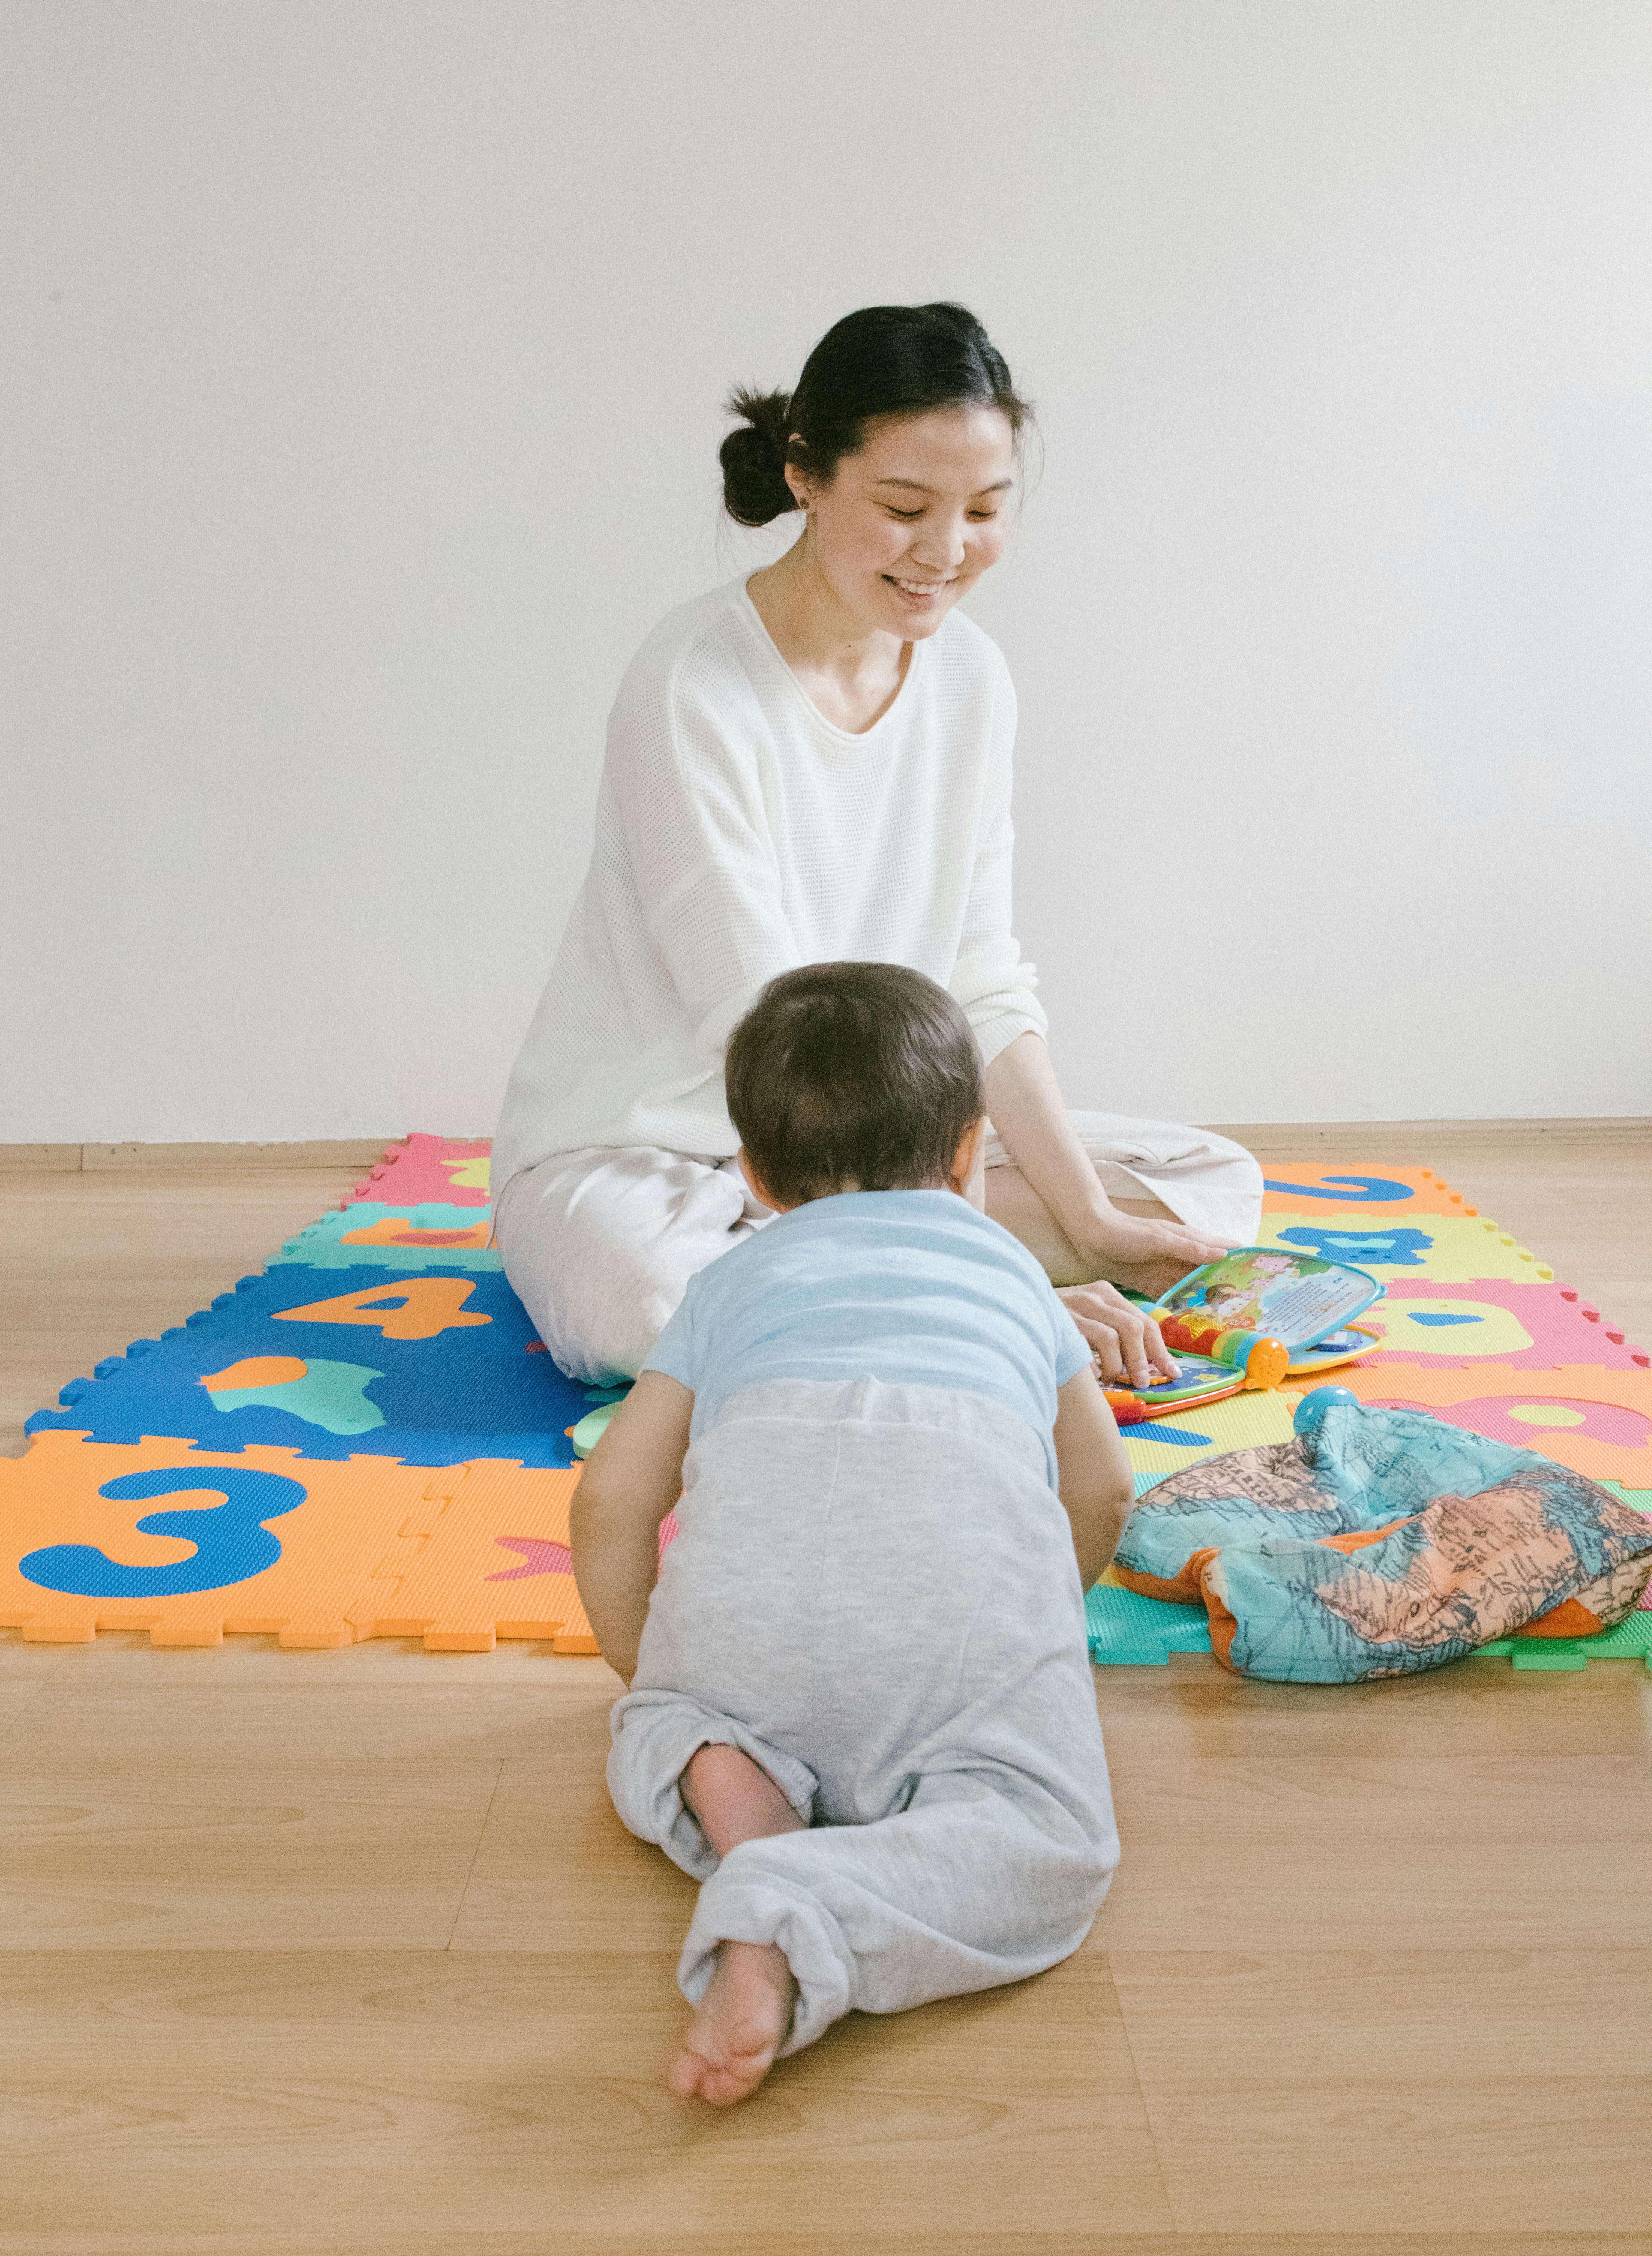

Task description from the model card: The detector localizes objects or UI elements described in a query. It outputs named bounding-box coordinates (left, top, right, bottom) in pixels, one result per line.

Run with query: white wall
left=4, top=0, right=1650, bottom=1140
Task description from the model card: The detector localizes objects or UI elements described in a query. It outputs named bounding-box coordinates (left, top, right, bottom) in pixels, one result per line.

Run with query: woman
left=494, top=302, right=1262, bottom=1386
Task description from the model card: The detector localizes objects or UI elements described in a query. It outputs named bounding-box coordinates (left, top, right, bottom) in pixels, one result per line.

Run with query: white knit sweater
left=492, top=576, right=1048, bottom=1193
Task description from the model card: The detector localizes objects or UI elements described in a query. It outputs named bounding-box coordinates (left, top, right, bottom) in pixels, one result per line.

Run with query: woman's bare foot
left=667, top=1940, right=797, bottom=2106
left=669, top=1745, right=807, bottom=2103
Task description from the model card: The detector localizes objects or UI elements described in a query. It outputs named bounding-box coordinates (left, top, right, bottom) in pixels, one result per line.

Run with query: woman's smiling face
left=788, top=404, right=1016, bottom=640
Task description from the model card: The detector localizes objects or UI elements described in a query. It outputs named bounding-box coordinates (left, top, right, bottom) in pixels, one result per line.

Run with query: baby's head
left=726, top=963, right=984, bottom=1211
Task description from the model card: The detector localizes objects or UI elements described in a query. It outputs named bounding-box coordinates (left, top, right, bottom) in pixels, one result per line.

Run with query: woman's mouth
left=884, top=575, right=954, bottom=603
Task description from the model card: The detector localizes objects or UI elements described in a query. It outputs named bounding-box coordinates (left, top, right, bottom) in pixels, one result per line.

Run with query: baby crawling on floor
left=570, top=961, right=1132, bottom=2103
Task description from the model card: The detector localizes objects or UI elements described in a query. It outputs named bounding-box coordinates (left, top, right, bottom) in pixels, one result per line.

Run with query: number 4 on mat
left=273, top=1278, right=490, bottom=1339
left=19, top=1468, right=308, bottom=1597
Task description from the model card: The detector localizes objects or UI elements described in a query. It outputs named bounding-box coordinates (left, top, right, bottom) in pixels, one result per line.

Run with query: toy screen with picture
left=1156, top=1248, right=1381, bottom=1353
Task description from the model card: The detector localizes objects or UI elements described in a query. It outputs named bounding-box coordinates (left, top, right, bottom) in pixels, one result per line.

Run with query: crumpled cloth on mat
left=1112, top=1397, right=1652, bottom=1683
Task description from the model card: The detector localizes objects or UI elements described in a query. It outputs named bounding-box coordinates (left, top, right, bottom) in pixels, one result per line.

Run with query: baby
left=570, top=962, right=1132, bottom=2104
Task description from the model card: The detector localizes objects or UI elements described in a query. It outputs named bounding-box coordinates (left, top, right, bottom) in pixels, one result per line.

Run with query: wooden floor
left=1, top=1130, right=1649, bottom=2255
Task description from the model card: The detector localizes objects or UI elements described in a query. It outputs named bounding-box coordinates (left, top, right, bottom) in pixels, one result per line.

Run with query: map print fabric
left=1114, top=1400, right=1652, bottom=1682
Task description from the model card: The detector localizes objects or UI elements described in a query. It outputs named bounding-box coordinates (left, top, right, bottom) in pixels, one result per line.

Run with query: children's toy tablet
left=1150, top=1248, right=1383, bottom=1379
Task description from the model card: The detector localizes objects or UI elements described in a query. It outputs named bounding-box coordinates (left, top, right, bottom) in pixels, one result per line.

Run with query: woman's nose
left=912, top=517, right=968, bottom=570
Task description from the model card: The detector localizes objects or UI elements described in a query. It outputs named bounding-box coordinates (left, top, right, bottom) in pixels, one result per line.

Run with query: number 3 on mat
left=19, top=1468, right=308, bottom=1597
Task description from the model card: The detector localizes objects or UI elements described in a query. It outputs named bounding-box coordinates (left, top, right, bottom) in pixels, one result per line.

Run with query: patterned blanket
left=1114, top=1394, right=1652, bottom=1681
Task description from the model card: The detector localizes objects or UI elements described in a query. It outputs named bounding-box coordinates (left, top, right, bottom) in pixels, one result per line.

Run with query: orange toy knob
left=1241, top=1338, right=1289, bottom=1389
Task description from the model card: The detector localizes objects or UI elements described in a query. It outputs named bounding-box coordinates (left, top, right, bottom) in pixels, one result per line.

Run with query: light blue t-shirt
left=641, top=1189, right=1092, bottom=1489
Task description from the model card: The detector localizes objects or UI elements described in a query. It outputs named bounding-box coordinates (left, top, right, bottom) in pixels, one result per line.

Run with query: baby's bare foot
left=668, top=1748, right=806, bottom=2102
left=667, top=1940, right=796, bottom=2106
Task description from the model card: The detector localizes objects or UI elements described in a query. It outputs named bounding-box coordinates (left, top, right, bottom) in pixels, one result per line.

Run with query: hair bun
left=720, top=386, right=799, bottom=526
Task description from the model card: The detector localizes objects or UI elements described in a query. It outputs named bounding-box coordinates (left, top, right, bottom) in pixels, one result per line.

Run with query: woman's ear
left=737, top=1147, right=791, bottom=1213
left=783, top=458, right=812, bottom=513
left=949, top=1118, right=987, bottom=1206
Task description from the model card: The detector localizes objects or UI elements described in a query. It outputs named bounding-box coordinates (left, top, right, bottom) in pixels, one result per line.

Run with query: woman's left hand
left=1076, top=1211, right=1229, bottom=1306
left=1057, top=1281, right=1179, bottom=1389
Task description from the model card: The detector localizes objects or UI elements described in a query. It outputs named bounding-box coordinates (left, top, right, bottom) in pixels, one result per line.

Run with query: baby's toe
left=666, top=2043, right=715, bottom=2100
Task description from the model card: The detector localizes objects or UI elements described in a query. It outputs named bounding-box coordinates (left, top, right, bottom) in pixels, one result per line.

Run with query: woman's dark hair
left=725, top=961, right=984, bottom=1207
left=719, top=302, right=1029, bottom=527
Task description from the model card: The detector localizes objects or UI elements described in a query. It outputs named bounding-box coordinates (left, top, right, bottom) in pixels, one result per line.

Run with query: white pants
left=494, top=1112, right=1263, bottom=1385
left=607, top=1378, right=1120, bottom=2053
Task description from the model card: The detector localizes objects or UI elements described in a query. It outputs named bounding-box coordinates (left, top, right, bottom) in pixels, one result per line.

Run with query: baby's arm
left=1053, top=1365, right=1137, bottom=1591
left=569, top=1370, right=694, bottom=1684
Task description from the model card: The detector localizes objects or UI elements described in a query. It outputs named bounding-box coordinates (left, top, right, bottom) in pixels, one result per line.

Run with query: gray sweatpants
left=607, top=1377, right=1120, bottom=2055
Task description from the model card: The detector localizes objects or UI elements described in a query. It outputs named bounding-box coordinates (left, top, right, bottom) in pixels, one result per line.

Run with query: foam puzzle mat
left=3, top=1144, right=1648, bottom=1668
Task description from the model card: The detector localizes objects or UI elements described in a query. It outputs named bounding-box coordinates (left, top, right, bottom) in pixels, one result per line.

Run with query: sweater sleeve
left=610, top=654, right=803, bottom=1059
left=948, top=662, right=1049, bottom=1064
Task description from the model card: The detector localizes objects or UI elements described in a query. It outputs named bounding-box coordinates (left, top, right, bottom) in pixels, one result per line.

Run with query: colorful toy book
left=1149, top=1246, right=1384, bottom=1385
left=1105, top=1326, right=1385, bottom=1424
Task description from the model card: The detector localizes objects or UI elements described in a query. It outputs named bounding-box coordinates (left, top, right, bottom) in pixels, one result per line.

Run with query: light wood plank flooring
left=1, top=1132, right=1649, bottom=2253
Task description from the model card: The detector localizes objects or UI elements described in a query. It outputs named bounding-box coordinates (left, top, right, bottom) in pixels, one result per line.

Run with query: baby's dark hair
left=720, top=301, right=1030, bottom=527
left=726, top=963, right=984, bottom=1207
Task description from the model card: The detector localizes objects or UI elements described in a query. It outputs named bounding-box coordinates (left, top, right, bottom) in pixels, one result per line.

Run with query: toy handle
left=1154, top=1312, right=1289, bottom=1389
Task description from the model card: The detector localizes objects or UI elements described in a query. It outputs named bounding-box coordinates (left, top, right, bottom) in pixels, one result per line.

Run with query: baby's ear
left=736, top=1147, right=789, bottom=1214
left=949, top=1117, right=988, bottom=1201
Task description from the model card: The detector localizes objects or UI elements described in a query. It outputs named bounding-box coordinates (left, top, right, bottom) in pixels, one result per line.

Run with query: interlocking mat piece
left=347, top=1135, right=491, bottom=1208
left=25, top=1265, right=589, bottom=1469
left=5, top=1141, right=1648, bottom=1668
left=273, top=1203, right=503, bottom=1273
left=0, top=1432, right=595, bottom=1651
left=1088, top=1163, right=1652, bottom=1670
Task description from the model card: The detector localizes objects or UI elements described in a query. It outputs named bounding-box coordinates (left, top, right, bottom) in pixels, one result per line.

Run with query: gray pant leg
left=607, top=1689, right=818, bottom=1882
left=678, top=1766, right=1117, bottom=2054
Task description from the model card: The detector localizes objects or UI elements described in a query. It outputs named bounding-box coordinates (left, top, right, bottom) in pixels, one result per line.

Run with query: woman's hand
left=1075, top=1210, right=1228, bottom=1307
left=980, top=1035, right=1234, bottom=1307
left=1057, top=1279, right=1179, bottom=1389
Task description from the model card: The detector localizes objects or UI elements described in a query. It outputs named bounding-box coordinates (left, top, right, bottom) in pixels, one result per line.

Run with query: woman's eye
left=886, top=507, right=922, bottom=521
left=969, top=510, right=1000, bottom=523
